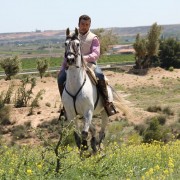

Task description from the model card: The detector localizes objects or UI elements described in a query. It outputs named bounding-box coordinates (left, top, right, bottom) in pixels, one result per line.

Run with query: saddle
left=86, top=62, right=109, bottom=85
left=86, top=63, right=98, bottom=85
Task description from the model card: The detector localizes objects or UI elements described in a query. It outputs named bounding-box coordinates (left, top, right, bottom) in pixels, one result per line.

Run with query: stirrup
left=104, top=102, right=119, bottom=117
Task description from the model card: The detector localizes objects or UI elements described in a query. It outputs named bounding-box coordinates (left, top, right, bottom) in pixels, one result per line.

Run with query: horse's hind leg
left=98, top=110, right=109, bottom=148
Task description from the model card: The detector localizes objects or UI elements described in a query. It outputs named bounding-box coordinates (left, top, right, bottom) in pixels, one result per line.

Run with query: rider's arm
left=60, top=57, right=67, bottom=71
left=83, top=37, right=100, bottom=63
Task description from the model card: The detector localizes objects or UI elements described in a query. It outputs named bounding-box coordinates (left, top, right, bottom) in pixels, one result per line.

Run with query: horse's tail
left=110, top=86, right=132, bottom=119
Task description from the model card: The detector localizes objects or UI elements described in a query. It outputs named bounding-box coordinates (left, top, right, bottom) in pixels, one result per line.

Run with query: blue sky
left=0, top=0, right=179, bottom=33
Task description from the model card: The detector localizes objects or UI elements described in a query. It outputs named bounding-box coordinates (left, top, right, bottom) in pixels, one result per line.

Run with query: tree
left=133, top=34, right=147, bottom=69
left=133, top=23, right=162, bottom=69
left=0, top=56, right=21, bottom=80
left=36, top=58, right=49, bottom=78
left=159, top=38, right=180, bottom=68
left=92, top=28, right=118, bottom=56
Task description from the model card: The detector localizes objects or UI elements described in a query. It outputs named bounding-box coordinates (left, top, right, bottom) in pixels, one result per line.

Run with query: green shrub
left=36, top=58, right=49, bottom=79
left=143, top=118, right=162, bottom=143
left=162, top=106, right=174, bottom=116
left=0, top=56, right=21, bottom=80
left=14, top=77, right=36, bottom=108
left=134, top=124, right=147, bottom=136
left=0, top=84, right=14, bottom=107
left=30, top=89, right=45, bottom=108
left=156, top=115, right=166, bottom=125
left=3, top=84, right=14, bottom=104
left=0, top=92, right=5, bottom=108
left=147, top=105, right=162, bottom=112
left=37, top=118, right=76, bottom=146
left=11, top=122, right=32, bottom=140
left=168, top=66, right=174, bottom=71
left=142, top=117, right=171, bottom=143
left=0, top=106, right=12, bottom=125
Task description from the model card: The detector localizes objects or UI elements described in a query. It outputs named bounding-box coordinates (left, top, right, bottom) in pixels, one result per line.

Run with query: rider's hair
left=79, top=15, right=91, bottom=24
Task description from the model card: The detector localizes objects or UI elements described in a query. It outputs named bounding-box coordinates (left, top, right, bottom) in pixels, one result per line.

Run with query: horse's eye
left=76, top=43, right=80, bottom=47
left=65, top=40, right=69, bottom=46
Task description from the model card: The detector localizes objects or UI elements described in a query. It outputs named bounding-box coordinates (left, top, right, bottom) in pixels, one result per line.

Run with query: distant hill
left=0, top=24, right=180, bottom=44
left=111, top=24, right=180, bottom=37
left=0, top=30, right=65, bottom=44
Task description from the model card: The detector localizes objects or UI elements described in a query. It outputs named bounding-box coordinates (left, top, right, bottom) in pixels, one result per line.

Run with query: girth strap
left=65, top=77, right=86, bottom=115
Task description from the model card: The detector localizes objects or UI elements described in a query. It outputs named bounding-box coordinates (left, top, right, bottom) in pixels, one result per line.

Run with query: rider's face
left=78, top=19, right=91, bottom=35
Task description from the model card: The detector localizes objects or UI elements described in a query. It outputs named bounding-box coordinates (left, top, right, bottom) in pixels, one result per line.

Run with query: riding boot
left=97, top=80, right=118, bottom=117
left=58, top=84, right=67, bottom=120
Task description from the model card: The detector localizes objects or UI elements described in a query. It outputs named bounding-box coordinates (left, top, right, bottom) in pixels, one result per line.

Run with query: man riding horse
left=58, top=14, right=118, bottom=118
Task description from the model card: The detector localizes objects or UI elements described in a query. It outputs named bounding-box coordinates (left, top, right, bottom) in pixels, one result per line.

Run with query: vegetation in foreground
left=0, top=139, right=179, bottom=180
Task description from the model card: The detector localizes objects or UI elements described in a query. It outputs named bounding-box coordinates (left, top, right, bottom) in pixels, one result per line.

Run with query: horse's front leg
left=83, top=110, right=98, bottom=153
left=81, top=110, right=93, bottom=150
left=89, top=124, right=97, bottom=153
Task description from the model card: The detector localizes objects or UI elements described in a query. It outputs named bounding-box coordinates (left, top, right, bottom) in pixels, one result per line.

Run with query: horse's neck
left=66, top=67, right=86, bottom=95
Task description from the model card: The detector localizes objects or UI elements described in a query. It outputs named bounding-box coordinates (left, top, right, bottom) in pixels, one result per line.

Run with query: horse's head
left=65, top=28, right=82, bottom=68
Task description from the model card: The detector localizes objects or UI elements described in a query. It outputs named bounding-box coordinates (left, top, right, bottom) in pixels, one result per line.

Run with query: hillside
left=0, top=30, right=65, bottom=43
left=112, top=24, right=180, bottom=37
left=0, top=24, right=180, bottom=43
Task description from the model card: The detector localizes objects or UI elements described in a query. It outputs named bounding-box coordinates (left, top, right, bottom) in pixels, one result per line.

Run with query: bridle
left=65, top=35, right=82, bottom=67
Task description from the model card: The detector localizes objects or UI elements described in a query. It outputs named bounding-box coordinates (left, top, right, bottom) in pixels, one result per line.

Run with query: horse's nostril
left=67, top=57, right=75, bottom=65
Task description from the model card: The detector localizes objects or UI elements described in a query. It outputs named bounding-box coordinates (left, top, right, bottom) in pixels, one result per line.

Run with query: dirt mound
left=147, top=67, right=166, bottom=75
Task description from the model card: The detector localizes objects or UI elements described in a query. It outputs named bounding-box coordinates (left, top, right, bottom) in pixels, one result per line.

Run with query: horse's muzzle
left=67, top=56, right=75, bottom=65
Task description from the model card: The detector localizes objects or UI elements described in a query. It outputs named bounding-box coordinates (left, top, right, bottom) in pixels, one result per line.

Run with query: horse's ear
left=75, top=28, right=78, bottom=36
left=66, top=28, right=70, bottom=36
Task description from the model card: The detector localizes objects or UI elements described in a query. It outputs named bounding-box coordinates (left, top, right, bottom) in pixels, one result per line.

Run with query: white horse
left=61, top=28, right=129, bottom=152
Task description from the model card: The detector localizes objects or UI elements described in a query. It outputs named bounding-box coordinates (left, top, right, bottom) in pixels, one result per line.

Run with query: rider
left=58, top=14, right=118, bottom=117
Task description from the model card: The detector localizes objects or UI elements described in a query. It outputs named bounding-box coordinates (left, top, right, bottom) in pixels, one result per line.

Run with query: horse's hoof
left=82, top=131, right=88, bottom=140
left=81, top=140, right=88, bottom=150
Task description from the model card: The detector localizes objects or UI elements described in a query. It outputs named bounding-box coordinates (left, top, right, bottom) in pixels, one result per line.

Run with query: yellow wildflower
left=27, top=169, right=32, bottom=175
left=163, top=169, right=169, bottom=175
left=168, top=161, right=174, bottom=168
left=67, top=145, right=73, bottom=152
left=37, top=164, right=42, bottom=169
left=148, top=168, right=153, bottom=175
left=154, top=165, right=160, bottom=171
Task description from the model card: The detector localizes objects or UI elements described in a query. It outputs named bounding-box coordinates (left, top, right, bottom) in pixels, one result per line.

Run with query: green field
left=0, top=54, right=135, bottom=71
